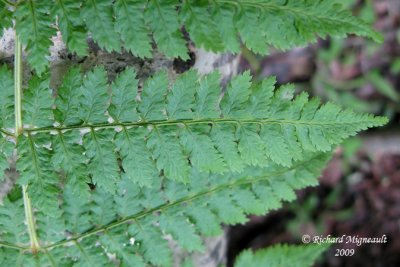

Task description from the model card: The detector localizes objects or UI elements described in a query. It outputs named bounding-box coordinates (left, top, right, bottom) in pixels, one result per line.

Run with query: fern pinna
left=0, top=65, right=386, bottom=265
left=4, top=0, right=382, bottom=73
left=0, top=0, right=387, bottom=266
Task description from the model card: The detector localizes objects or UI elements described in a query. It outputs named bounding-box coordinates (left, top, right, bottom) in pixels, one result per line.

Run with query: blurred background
left=227, top=0, right=400, bottom=266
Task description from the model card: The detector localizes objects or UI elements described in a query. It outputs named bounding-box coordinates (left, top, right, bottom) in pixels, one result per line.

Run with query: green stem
left=23, top=116, right=383, bottom=135
left=14, top=35, right=22, bottom=136
left=14, top=34, right=41, bottom=253
left=22, top=185, right=40, bottom=253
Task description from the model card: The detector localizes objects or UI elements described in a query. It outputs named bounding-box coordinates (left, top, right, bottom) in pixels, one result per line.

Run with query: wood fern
left=0, top=65, right=387, bottom=265
left=0, top=1, right=388, bottom=266
left=1, top=0, right=383, bottom=73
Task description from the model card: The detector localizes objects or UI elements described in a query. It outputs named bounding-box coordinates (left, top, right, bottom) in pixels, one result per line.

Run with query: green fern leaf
left=147, top=127, right=190, bottom=182
left=16, top=69, right=387, bottom=191
left=54, top=67, right=83, bottom=125
left=211, top=124, right=244, bottom=173
left=4, top=0, right=383, bottom=70
left=115, top=127, right=158, bottom=187
left=70, top=236, right=112, bottom=267
left=0, top=151, right=354, bottom=266
left=0, top=67, right=387, bottom=266
left=181, top=1, right=224, bottom=51
left=225, top=0, right=383, bottom=52
left=51, top=131, right=90, bottom=199
left=90, top=188, right=117, bottom=226
left=17, top=133, right=61, bottom=217
left=235, top=243, right=329, bottom=267
left=109, top=68, right=139, bottom=123
left=129, top=224, right=173, bottom=267
left=237, top=6, right=267, bottom=54
left=79, top=67, right=110, bottom=124
left=0, top=198, right=29, bottom=245
left=15, top=1, right=55, bottom=74
left=0, top=137, right=13, bottom=180
left=181, top=125, right=226, bottom=174
left=83, top=129, right=119, bottom=192
left=166, top=70, right=197, bottom=120
left=145, top=0, right=189, bottom=59
left=211, top=5, right=241, bottom=53
left=62, top=184, right=91, bottom=234
left=52, top=0, right=88, bottom=56
left=209, top=191, right=248, bottom=225
left=100, top=228, right=146, bottom=267
left=194, top=71, right=221, bottom=119
left=82, top=0, right=120, bottom=52
left=0, top=3, right=12, bottom=37
left=237, top=125, right=268, bottom=167
left=221, top=71, right=252, bottom=118
left=0, top=66, right=14, bottom=130
left=138, top=71, right=169, bottom=121
left=159, top=211, right=204, bottom=252
left=186, top=205, right=223, bottom=236
left=22, top=76, right=53, bottom=128
left=114, top=0, right=152, bottom=58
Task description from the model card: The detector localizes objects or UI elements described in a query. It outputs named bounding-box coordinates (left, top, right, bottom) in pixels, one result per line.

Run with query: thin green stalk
left=22, top=185, right=40, bottom=253
left=14, top=34, right=41, bottom=253
left=14, top=35, right=22, bottom=136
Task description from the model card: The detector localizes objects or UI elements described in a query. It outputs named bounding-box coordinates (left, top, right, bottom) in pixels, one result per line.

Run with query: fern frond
left=0, top=66, right=14, bottom=180
left=0, top=66, right=14, bottom=131
left=82, top=0, right=120, bottom=52
left=114, top=0, right=152, bottom=58
left=145, top=0, right=189, bottom=59
left=78, top=67, right=110, bottom=124
left=16, top=133, right=60, bottom=217
left=54, top=67, right=83, bottom=125
left=181, top=1, right=224, bottom=52
left=15, top=69, right=387, bottom=193
left=115, top=127, right=158, bottom=188
left=0, top=198, right=29, bottom=246
left=109, top=68, right=140, bottom=123
left=51, top=131, right=90, bottom=199
left=216, top=0, right=383, bottom=53
left=15, top=0, right=55, bottom=74
left=22, top=75, right=54, bottom=128
left=0, top=68, right=386, bottom=265
left=83, top=129, right=119, bottom=192
left=0, top=151, right=331, bottom=266
left=0, top=2, right=12, bottom=39
left=52, top=0, right=88, bottom=56
left=5, top=0, right=382, bottom=71
left=0, top=137, right=12, bottom=180
left=235, top=243, right=329, bottom=267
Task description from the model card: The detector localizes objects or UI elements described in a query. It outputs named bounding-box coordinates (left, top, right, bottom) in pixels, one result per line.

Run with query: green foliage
left=52, top=0, right=88, bottom=56
left=10, top=68, right=388, bottom=192
left=0, top=67, right=386, bottom=265
left=1, top=150, right=331, bottom=266
left=0, top=66, right=14, bottom=130
left=0, top=2, right=12, bottom=37
left=235, top=243, right=329, bottom=267
left=14, top=1, right=55, bottom=74
left=0, top=2, right=387, bottom=265
left=1, top=0, right=383, bottom=73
